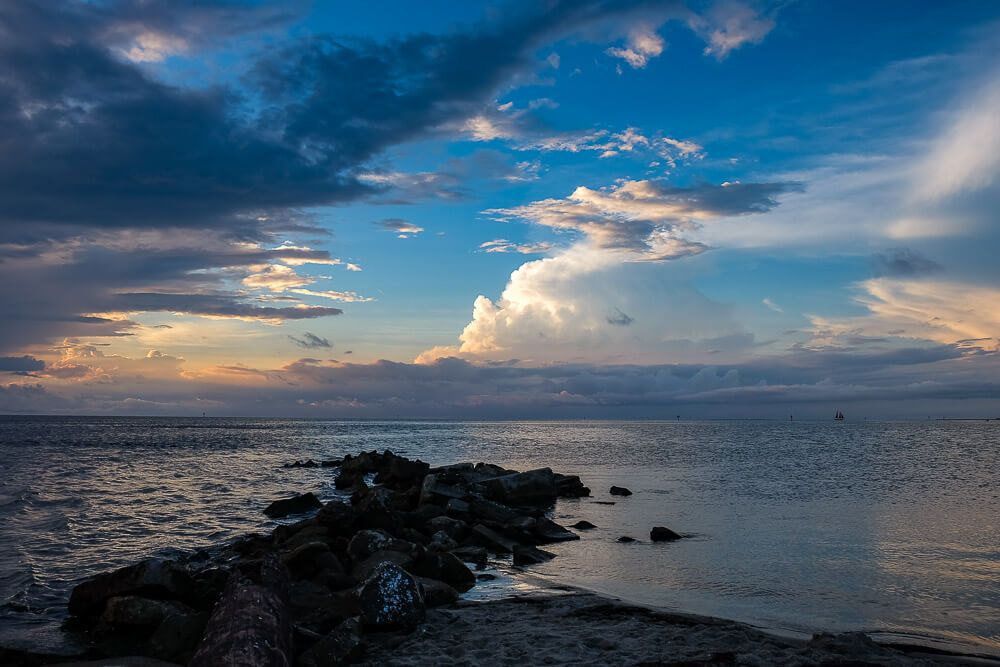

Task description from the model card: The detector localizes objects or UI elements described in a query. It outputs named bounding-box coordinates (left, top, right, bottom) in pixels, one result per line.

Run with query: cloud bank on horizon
left=1, top=0, right=998, bottom=418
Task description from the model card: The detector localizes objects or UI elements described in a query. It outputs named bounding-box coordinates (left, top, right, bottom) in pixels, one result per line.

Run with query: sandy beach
left=359, top=590, right=980, bottom=666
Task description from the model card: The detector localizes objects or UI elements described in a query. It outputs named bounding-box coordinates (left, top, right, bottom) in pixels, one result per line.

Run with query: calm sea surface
left=0, top=417, right=997, bottom=656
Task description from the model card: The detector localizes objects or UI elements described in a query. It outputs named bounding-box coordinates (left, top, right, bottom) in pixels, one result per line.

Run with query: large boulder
left=264, top=492, right=322, bottom=518
left=316, top=501, right=358, bottom=536
left=148, top=610, right=209, bottom=664
left=69, top=559, right=200, bottom=618
left=280, top=541, right=330, bottom=578
left=554, top=473, right=590, bottom=498
left=100, top=595, right=193, bottom=627
left=357, top=561, right=425, bottom=630
left=475, top=468, right=558, bottom=505
left=352, top=486, right=406, bottom=532
left=377, top=456, right=430, bottom=487
left=410, top=552, right=475, bottom=593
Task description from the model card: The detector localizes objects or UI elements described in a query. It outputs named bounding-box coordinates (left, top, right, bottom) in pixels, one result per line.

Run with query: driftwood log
left=189, top=556, right=293, bottom=667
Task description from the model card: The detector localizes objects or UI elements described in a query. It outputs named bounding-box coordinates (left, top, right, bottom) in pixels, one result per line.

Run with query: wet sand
left=361, top=589, right=990, bottom=666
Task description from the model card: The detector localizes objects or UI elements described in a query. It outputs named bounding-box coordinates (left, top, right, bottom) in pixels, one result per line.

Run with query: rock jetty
left=23, top=450, right=597, bottom=665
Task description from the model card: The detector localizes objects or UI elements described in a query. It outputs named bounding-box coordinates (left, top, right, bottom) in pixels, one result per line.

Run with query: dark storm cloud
left=872, top=248, right=943, bottom=277
left=113, top=293, right=342, bottom=320
left=289, top=332, right=332, bottom=349
left=0, top=356, right=45, bottom=372
left=0, top=0, right=677, bottom=240
left=0, top=0, right=686, bottom=353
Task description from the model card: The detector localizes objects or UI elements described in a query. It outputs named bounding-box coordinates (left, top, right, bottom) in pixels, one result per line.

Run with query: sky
left=1, top=0, right=998, bottom=419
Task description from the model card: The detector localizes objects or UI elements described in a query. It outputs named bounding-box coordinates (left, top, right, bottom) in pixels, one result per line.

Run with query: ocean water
left=0, top=417, right=997, bottom=657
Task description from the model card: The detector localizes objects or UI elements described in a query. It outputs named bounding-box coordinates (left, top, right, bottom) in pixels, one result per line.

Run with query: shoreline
left=2, top=450, right=996, bottom=666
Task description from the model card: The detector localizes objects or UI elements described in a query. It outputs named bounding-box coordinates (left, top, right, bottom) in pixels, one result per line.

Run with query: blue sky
left=0, top=0, right=998, bottom=418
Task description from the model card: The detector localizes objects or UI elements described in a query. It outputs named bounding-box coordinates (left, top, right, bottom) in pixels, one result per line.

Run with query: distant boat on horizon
left=835, top=410, right=845, bottom=421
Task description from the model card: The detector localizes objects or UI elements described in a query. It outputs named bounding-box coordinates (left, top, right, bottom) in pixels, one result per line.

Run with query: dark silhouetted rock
left=69, top=559, right=199, bottom=618
left=617, top=536, right=636, bottom=543
left=101, top=596, right=192, bottom=627
left=650, top=526, right=682, bottom=542
left=264, top=492, right=322, bottom=518
left=149, top=610, right=209, bottom=664
left=572, top=520, right=597, bottom=530
left=512, top=545, right=556, bottom=566
left=298, top=617, right=362, bottom=667
left=280, top=541, right=330, bottom=578
left=378, top=457, right=430, bottom=487
left=316, top=500, right=357, bottom=536
left=358, top=561, right=425, bottom=630
left=609, top=486, right=633, bottom=497
left=554, top=473, right=591, bottom=498
left=532, top=517, right=580, bottom=544
left=411, top=552, right=475, bottom=593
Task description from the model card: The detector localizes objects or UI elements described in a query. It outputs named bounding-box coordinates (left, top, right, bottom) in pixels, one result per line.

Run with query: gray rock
left=512, top=545, right=556, bottom=566
left=650, top=526, right=682, bottom=542
left=358, top=561, right=425, bottom=630
left=617, top=536, right=636, bottom=543
left=532, top=517, right=580, bottom=544
left=264, top=492, right=323, bottom=518
left=572, top=520, right=597, bottom=530
left=609, top=486, right=633, bottom=497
